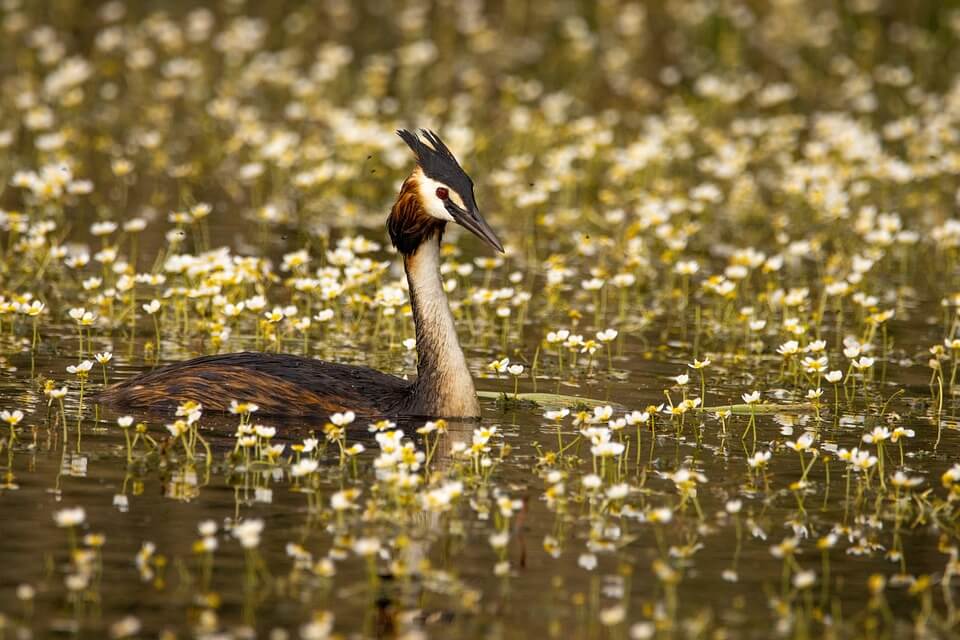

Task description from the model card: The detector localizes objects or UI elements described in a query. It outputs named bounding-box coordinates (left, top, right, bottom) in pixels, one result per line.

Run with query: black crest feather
left=396, top=129, right=477, bottom=211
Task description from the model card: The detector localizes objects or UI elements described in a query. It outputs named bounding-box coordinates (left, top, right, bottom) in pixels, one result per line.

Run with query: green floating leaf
left=477, top=390, right=613, bottom=410
left=477, top=391, right=815, bottom=416
left=478, top=391, right=814, bottom=415
left=699, top=403, right=814, bottom=415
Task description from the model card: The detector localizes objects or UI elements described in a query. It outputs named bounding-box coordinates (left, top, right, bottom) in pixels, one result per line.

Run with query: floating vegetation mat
left=2, top=0, right=960, bottom=638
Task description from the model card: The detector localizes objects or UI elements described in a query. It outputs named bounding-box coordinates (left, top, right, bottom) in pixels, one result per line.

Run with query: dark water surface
left=2, top=301, right=959, bottom=638
left=3, top=0, right=960, bottom=638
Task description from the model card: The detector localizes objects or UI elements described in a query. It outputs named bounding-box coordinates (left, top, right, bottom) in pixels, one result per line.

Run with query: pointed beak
left=447, top=203, right=504, bottom=253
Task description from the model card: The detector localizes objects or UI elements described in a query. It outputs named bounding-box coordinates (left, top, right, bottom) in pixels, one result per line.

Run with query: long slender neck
left=403, top=232, right=480, bottom=417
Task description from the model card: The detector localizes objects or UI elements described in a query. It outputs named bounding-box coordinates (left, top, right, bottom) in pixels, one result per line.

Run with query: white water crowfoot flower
left=748, top=450, right=772, bottom=470
left=352, top=537, right=381, bottom=557
left=54, top=507, right=86, bottom=528
left=785, top=432, right=816, bottom=452
left=232, top=519, right=264, bottom=549
left=689, top=357, right=711, bottom=403
left=229, top=401, right=259, bottom=420
left=675, top=260, right=699, bottom=275
left=595, top=329, right=618, bottom=369
left=330, top=411, right=357, bottom=427
left=291, top=458, right=319, bottom=478
left=95, top=351, right=113, bottom=383
left=862, top=427, right=890, bottom=444
left=777, top=341, right=800, bottom=357
left=802, top=357, right=828, bottom=374
left=142, top=299, right=162, bottom=354
left=887, top=424, right=916, bottom=466
left=890, top=426, right=915, bottom=442
left=22, top=299, right=45, bottom=348
left=852, top=356, right=875, bottom=374
left=838, top=448, right=878, bottom=473
left=597, top=329, right=618, bottom=342
left=890, top=471, right=923, bottom=489
left=176, top=400, right=203, bottom=424
left=506, top=364, right=524, bottom=398
left=116, top=415, right=136, bottom=461
left=1, top=409, right=24, bottom=436
left=545, top=329, right=571, bottom=371
left=646, top=507, right=673, bottom=525
left=54, top=507, right=86, bottom=550
left=582, top=474, right=602, bottom=491
left=109, top=616, right=142, bottom=639
left=630, top=622, right=656, bottom=640
left=300, top=613, right=335, bottom=640
left=793, top=570, right=816, bottom=589
left=417, top=419, right=448, bottom=467
left=488, top=357, right=510, bottom=375
left=67, top=360, right=94, bottom=376
left=66, top=360, right=95, bottom=418
left=859, top=425, right=894, bottom=485
left=590, top=437, right=625, bottom=459
left=578, top=553, right=598, bottom=571
left=421, top=481, right=464, bottom=513
left=331, top=489, right=360, bottom=511
left=785, top=432, right=818, bottom=482
left=823, top=368, right=845, bottom=410
left=544, top=407, right=571, bottom=450
left=68, top=307, right=96, bottom=326
left=662, top=468, right=707, bottom=518
left=740, top=391, right=762, bottom=444
left=592, top=405, right=614, bottom=422
left=806, top=340, right=827, bottom=353
left=606, top=483, right=629, bottom=500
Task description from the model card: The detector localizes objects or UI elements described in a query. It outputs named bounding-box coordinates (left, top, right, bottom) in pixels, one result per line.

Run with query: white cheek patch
left=414, top=169, right=456, bottom=221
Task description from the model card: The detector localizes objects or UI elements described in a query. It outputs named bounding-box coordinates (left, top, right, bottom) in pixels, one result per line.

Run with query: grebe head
left=393, top=128, right=503, bottom=254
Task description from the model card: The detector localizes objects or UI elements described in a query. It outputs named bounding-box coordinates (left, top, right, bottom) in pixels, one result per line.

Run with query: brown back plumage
left=97, top=352, right=413, bottom=417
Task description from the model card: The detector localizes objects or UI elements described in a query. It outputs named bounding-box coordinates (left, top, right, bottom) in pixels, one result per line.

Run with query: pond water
left=2, top=1, right=960, bottom=639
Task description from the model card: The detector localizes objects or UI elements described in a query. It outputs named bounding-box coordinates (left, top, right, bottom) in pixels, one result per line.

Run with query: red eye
left=436, top=187, right=449, bottom=200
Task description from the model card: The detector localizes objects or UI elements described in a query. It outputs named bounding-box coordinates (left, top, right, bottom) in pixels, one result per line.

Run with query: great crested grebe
left=97, top=129, right=503, bottom=419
